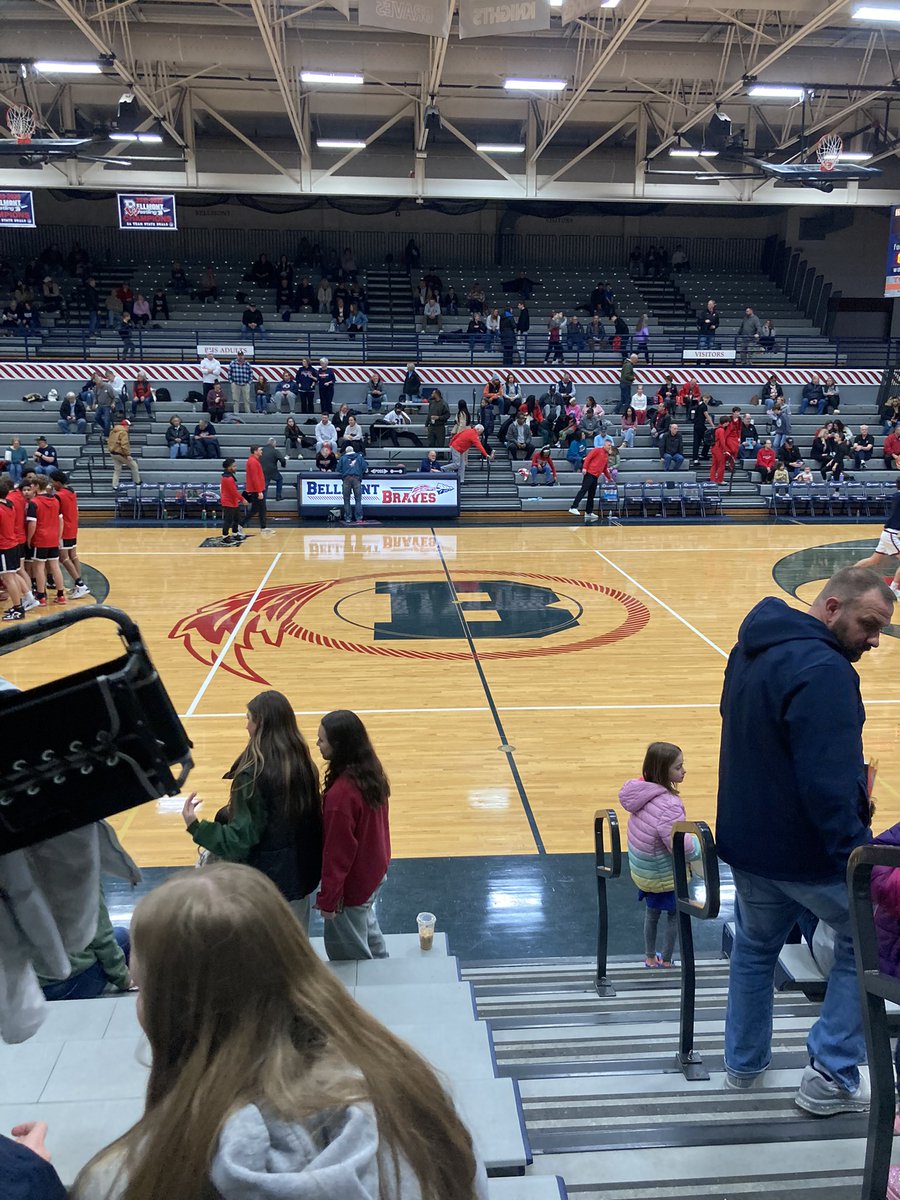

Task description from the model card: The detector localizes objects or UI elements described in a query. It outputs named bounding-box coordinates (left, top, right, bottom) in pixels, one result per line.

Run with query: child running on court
left=619, top=742, right=690, bottom=968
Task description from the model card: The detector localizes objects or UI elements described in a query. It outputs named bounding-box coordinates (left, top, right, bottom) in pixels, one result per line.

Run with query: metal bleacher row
left=0, top=374, right=891, bottom=517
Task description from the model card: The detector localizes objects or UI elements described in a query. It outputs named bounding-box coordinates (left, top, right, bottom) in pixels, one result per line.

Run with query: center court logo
left=773, top=540, right=899, bottom=638
left=169, top=569, right=650, bottom=685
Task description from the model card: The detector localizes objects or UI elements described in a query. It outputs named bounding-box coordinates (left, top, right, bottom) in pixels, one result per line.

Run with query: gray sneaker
left=724, top=1070, right=766, bottom=1091
left=794, top=1063, right=869, bottom=1116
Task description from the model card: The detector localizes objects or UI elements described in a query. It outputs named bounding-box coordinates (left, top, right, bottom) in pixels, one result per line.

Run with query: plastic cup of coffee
left=417, top=911, right=436, bottom=951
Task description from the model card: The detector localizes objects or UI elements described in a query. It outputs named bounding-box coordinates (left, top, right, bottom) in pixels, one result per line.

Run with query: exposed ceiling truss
left=0, top=0, right=897, bottom=206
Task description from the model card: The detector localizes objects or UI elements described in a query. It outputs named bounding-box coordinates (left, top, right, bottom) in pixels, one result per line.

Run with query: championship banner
left=298, top=474, right=459, bottom=519
left=357, top=0, right=451, bottom=38
left=0, top=191, right=35, bottom=228
left=117, top=193, right=177, bottom=232
left=561, top=0, right=601, bottom=22
left=885, top=205, right=900, bottom=298
left=458, top=0, right=550, bottom=37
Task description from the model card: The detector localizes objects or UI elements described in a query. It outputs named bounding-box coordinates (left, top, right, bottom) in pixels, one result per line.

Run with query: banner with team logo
left=0, top=191, right=35, bottom=228
left=885, top=205, right=900, bottom=297
left=357, top=0, right=451, bottom=38
left=458, top=0, right=550, bottom=37
left=299, top=474, right=459, bottom=518
left=117, top=193, right=177, bottom=231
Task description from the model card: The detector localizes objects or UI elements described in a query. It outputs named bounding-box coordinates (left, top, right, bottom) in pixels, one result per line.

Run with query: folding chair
left=598, top=484, right=620, bottom=521
left=681, top=482, right=703, bottom=516
left=114, top=482, right=139, bottom=519
left=809, top=483, right=832, bottom=517
left=789, top=483, right=812, bottom=518
left=642, top=482, right=665, bottom=517
left=138, top=482, right=162, bottom=519
left=700, top=483, right=722, bottom=515
left=622, top=482, right=644, bottom=518
left=163, top=482, right=187, bottom=519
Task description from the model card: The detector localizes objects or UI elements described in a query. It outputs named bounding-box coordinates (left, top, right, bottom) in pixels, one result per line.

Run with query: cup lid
left=416, top=912, right=436, bottom=923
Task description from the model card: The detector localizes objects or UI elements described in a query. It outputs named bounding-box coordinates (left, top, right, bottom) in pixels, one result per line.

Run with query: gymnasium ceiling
left=0, top=0, right=899, bottom=205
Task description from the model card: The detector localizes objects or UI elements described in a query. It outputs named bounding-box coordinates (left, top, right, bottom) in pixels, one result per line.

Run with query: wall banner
left=458, top=0, right=550, bottom=38
left=0, top=192, right=35, bottom=228
left=117, top=193, right=177, bottom=231
left=357, top=0, right=451, bottom=38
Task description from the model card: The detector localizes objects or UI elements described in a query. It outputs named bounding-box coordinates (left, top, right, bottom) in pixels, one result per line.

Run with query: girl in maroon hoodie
left=316, top=710, right=392, bottom=961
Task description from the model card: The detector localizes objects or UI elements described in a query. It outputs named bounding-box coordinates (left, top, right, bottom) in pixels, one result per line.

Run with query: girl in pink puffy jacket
left=619, top=742, right=688, bottom=968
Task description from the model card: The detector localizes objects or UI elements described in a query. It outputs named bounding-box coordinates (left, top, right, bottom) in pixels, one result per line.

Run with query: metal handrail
left=672, top=820, right=720, bottom=1080
left=848, top=844, right=900, bottom=1200
left=594, top=808, right=622, bottom=997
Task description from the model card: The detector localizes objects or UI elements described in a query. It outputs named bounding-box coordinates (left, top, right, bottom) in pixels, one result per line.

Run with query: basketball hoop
left=816, top=133, right=843, bottom=173
left=6, top=104, right=36, bottom=145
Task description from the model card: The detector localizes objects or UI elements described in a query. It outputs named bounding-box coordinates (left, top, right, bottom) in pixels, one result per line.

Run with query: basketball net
left=816, top=133, right=842, bottom=173
left=6, top=104, right=36, bottom=145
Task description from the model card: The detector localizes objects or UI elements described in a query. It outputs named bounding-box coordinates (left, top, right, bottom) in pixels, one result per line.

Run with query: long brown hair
left=73, top=865, right=480, bottom=1200
left=227, top=690, right=319, bottom=822
left=321, top=709, right=389, bottom=810
left=642, top=742, right=682, bottom=793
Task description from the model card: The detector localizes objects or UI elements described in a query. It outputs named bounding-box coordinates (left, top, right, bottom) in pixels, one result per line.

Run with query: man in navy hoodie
left=717, top=566, right=895, bottom=1115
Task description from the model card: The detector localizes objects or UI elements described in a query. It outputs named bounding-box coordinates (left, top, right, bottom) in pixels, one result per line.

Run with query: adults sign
left=117, top=193, right=177, bottom=231
left=885, top=206, right=900, bottom=298
left=298, top=473, right=459, bottom=519
left=0, top=192, right=35, bottom=228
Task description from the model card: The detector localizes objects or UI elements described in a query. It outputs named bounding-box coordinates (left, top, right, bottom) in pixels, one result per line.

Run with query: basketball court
left=3, top=521, right=896, bottom=867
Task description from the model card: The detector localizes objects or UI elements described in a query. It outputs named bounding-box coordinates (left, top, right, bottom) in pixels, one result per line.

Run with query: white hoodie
left=78, top=1103, right=490, bottom=1200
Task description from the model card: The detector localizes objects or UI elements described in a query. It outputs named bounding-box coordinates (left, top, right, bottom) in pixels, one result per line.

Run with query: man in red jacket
left=243, top=445, right=271, bottom=534
left=449, top=423, right=494, bottom=484
left=677, top=377, right=701, bottom=411
left=220, top=458, right=244, bottom=544
left=568, top=443, right=612, bottom=524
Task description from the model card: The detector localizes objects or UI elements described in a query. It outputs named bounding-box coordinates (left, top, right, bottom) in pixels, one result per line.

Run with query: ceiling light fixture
left=600, top=0, right=622, bottom=7
left=316, top=138, right=367, bottom=149
left=33, top=60, right=102, bottom=74
left=669, top=147, right=718, bottom=157
left=301, top=71, right=364, bottom=85
left=748, top=85, right=806, bottom=100
left=852, top=5, right=900, bottom=19
left=110, top=132, right=163, bottom=144
left=838, top=150, right=873, bottom=161
left=476, top=143, right=526, bottom=153
left=504, top=78, right=566, bottom=92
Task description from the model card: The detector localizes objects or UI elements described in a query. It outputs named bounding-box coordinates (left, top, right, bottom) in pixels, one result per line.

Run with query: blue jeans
left=58, top=419, right=87, bottom=435
left=799, top=398, right=825, bottom=415
left=530, top=464, right=553, bottom=485
left=42, top=927, right=130, bottom=1001
left=725, top=868, right=865, bottom=1092
left=698, top=334, right=715, bottom=350
left=241, top=323, right=269, bottom=340
left=169, top=443, right=188, bottom=458
left=663, top=453, right=684, bottom=470
left=619, top=426, right=635, bottom=447
left=95, top=407, right=112, bottom=437
left=6, top=461, right=23, bottom=483
left=87, top=310, right=100, bottom=336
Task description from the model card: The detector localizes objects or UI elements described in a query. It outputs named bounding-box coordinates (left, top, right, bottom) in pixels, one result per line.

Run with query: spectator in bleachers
left=515, top=299, right=530, bottom=350
left=317, top=358, right=336, bottom=414
left=316, top=443, right=337, bottom=471
left=401, top=362, right=422, bottom=403
left=566, top=315, right=586, bottom=354
left=617, top=353, right=637, bottom=412
left=499, top=307, right=517, bottom=365
left=883, top=424, right=900, bottom=471
left=690, top=394, right=712, bottom=466
left=316, top=277, right=332, bottom=314
left=502, top=270, right=535, bottom=300
left=340, top=416, right=365, bottom=452
left=759, top=318, right=776, bottom=353
left=760, top=373, right=784, bottom=411
left=823, top=374, right=841, bottom=414
left=738, top=413, right=760, bottom=463
left=799, top=373, right=826, bottom=415
left=643, top=247, right=659, bottom=279
left=275, top=274, right=294, bottom=318
left=530, top=445, right=557, bottom=486
left=334, top=404, right=357, bottom=440
left=632, top=383, right=648, bottom=426
left=821, top=431, right=850, bottom=482
left=104, top=285, right=123, bottom=329
left=452, top=400, right=470, bottom=439
left=57, top=393, right=86, bottom=436
left=419, top=450, right=444, bottom=473
left=619, top=405, right=637, bottom=448
left=672, top=245, right=689, bottom=273
left=274, top=254, right=294, bottom=286
left=566, top=430, right=587, bottom=469
left=0, top=300, right=16, bottom=335
left=169, top=260, right=190, bottom=294
left=649, top=402, right=669, bottom=442
left=347, top=304, right=368, bottom=339
left=254, top=375, right=272, bottom=414
left=507, top=413, right=534, bottom=461
left=466, top=312, right=487, bottom=350
left=107, top=420, right=141, bottom=487
left=770, top=401, right=791, bottom=453
left=737, top=306, right=762, bottom=364
left=166, top=415, right=190, bottom=459
left=424, top=389, right=450, bottom=448
left=241, top=301, right=268, bottom=340
left=13, top=279, right=33, bottom=305
left=363, top=370, right=385, bottom=413
left=502, top=372, right=521, bottom=413
left=881, top=396, right=900, bottom=434
left=149, top=288, right=169, bottom=323
left=330, top=294, right=349, bottom=333
left=779, top=437, right=804, bottom=479
left=16, top=300, right=40, bottom=338
left=130, top=372, right=154, bottom=420
left=205, top=384, right=226, bottom=423
left=295, top=276, right=315, bottom=311
left=227, top=350, right=253, bottom=415
left=756, top=439, right=776, bottom=483
left=191, top=264, right=217, bottom=304
left=586, top=313, right=605, bottom=349
left=199, top=350, right=224, bottom=400
left=41, top=275, right=61, bottom=313
left=633, top=314, right=650, bottom=364
left=131, top=292, right=150, bottom=327
left=284, top=417, right=304, bottom=458
left=852, top=425, right=874, bottom=471
left=247, top=253, right=276, bottom=288
left=611, top=312, right=629, bottom=357
left=420, top=293, right=441, bottom=334
left=295, top=357, right=317, bottom=414
left=697, top=299, right=719, bottom=350
left=117, top=311, right=136, bottom=359
left=443, top=285, right=459, bottom=315
left=449, top=423, right=493, bottom=483
left=3, top=437, right=27, bottom=483
left=810, top=427, right=830, bottom=474
left=192, top=417, right=220, bottom=460
left=485, top=307, right=501, bottom=348
left=467, top=281, right=485, bottom=314
left=114, top=281, right=133, bottom=314
left=628, top=247, right=642, bottom=277
left=272, top=369, right=298, bottom=413
left=32, top=437, right=58, bottom=476
left=544, top=313, right=565, bottom=363
left=660, top=424, right=685, bottom=472
left=315, top=413, right=338, bottom=451
left=656, top=374, right=677, bottom=414
left=376, top=402, right=422, bottom=449
left=261, top=439, right=286, bottom=502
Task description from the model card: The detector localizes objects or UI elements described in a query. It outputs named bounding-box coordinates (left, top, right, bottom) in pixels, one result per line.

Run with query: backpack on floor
left=155, top=387, right=172, bottom=404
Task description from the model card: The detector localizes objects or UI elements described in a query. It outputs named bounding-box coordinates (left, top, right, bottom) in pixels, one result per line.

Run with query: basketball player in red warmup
left=51, top=471, right=90, bottom=598
left=0, top=477, right=26, bottom=620
left=709, top=416, right=730, bottom=484
left=220, top=457, right=244, bottom=544
left=724, top=408, right=742, bottom=465
left=244, top=445, right=270, bottom=534
left=7, top=474, right=37, bottom=610
left=26, top=476, right=66, bottom=606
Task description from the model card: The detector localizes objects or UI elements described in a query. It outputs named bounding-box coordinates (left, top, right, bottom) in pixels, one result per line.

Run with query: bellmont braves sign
left=298, top=474, right=459, bottom=520
left=117, top=193, right=177, bottom=231
left=0, top=192, right=35, bottom=228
